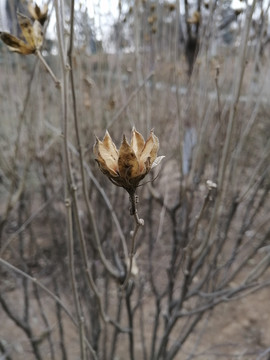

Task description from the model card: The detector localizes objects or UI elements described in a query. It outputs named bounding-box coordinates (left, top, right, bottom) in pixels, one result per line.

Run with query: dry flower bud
left=94, top=128, right=164, bottom=194
left=0, top=12, right=43, bottom=55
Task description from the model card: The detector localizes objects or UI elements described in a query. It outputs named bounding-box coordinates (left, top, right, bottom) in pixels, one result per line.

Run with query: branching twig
left=36, top=50, right=60, bottom=87
left=0, top=257, right=98, bottom=359
left=55, top=1, right=87, bottom=357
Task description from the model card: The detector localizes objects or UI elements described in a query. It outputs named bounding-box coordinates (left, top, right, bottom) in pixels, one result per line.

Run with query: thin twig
left=0, top=257, right=98, bottom=359
left=122, top=192, right=144, bottom=289
left=55, top=0, right=86, bottom=357
left=44, top=120, right=128, bottom=260
left=36, top=50, right=60, bottom=87
left=107, top=71, right=155, bottom=129
left=0, top=184, right=62, bottom=256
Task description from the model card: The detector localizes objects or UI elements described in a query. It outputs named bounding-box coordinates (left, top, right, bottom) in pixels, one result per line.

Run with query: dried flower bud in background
left=187, top=11, right=201, bottom=24
left=0, top=13, right=43, bottom=55
left=93, top=128, right=164, bottom=194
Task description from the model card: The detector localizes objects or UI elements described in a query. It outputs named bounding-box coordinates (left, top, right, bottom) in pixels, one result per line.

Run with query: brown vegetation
left=0, top=0, right=270, bottom=359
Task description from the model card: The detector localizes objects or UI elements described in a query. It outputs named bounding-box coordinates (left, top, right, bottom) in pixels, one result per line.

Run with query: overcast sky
left=0, top=0, right=261, bottom=41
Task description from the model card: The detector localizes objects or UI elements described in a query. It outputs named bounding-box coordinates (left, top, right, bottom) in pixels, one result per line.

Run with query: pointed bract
left=131, top=128, right=145, bottom=157
left=0, top=33, right=34, bottom=54
left=93, top=138, right=118, bottom=176
left=102, top=131, right=118, bottom=160
left=139, top=131, right=159, bottom=172
left=151, top=155, right=165, bottom=169
left=28, top=2, right=48, bottom=25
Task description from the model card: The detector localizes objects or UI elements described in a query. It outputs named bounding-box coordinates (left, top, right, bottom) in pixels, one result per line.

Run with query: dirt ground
left=1, top=268, right=270, bottom=360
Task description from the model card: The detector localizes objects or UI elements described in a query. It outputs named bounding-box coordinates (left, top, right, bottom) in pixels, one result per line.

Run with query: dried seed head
left=0, top=12, right=44, bottom=55
left=93, top=128, right=164, bottom=193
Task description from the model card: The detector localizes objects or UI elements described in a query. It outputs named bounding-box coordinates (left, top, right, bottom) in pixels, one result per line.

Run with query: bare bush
left=0, top=0, right=270, bottom=359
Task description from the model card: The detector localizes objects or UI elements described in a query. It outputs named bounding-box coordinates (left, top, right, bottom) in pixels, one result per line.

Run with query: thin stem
left=0, top=257, right=98, bottom=359
left=67, top=48, right=120, bottom=279
left=0, top=60, right=37, bottom=242
left=55, top=1, right=86, bottom=358
left=33, top=283, right=56, bottom=360
left=122, top=192, right=144, bottom=289
left=66, top=198, right=86, bottom=360
left=53, top=277, right=68, bottom=360
left=125, top=282, right=135, bottom=360
left=36, top=50, right=60, bottom=87
left=0, top=184, right=62, bottom=256
left=44, top=120, right=128, bottom=260
left=107, top=71, right=154, bottom=129
left=0, top=258, right=98, bottom=360
left=217, top=0, right=256, bottom=202
left=214, top=65, right=221, bottom=123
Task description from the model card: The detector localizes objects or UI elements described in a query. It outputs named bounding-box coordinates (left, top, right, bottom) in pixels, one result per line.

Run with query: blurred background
left=0, top=0, right=270, bottom=359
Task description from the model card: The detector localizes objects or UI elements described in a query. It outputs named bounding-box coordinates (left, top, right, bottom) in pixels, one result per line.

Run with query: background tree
left=0, top=0, right=270, bottom=359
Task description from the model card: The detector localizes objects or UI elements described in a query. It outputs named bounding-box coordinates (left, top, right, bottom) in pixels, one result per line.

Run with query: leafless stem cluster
left=0, top=0, right=270, bottom=359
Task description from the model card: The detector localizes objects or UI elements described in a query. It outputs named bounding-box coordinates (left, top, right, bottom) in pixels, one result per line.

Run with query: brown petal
left=0, top=33, right=35, bottom=54
left=93, top=137, right=118, bottom=176
left=139, top=131, right=159, bottom=172
left=130, top=128, right=145, bottom=157
left=18, top=13, right=36, bottom=48
left=28, top=3, right=38, bottom=19
left=28, top=3, right=48, bottom=25
left=149, top=132, right=159, bottom=160
left=118, top=135, right=140, bottom=179
left=102, top=131, right=119, bottom=160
